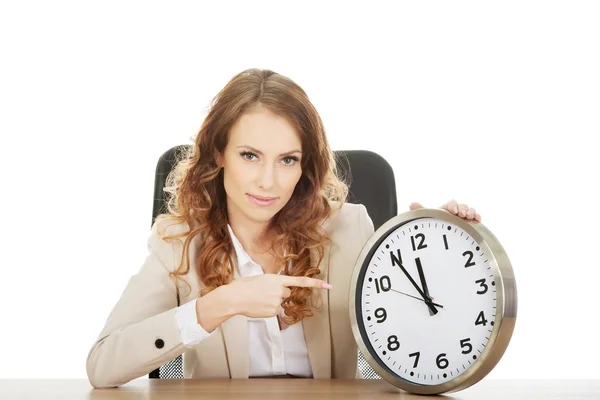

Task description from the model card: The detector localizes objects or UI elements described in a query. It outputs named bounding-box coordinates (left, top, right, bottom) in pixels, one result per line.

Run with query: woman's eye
left=282, top=157, right=298, bottom=166
left=241, top=152, right=257, bottom=161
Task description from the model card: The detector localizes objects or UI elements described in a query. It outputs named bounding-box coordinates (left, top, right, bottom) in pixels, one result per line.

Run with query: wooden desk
left=0, top=379, right=598, bottom=399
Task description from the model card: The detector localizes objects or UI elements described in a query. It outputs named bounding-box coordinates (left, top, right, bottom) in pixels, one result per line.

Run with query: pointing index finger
left=280, top=275, right=333, bottom=289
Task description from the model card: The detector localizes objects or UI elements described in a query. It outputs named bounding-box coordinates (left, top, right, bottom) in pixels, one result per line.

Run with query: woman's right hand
left=227, top=274, right=332, bottom=318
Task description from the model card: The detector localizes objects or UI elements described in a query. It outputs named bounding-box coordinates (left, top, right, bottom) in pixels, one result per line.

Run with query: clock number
left=374, top=307, right=387, bottom=323
left=409, top=351, right=420, bottom=368
left=475, top=278, right=488, bottom=294
left=436, top=353, right=449, bottom=369
left=375, top=275, right=391, bottom=293
left=387, top=335, right=400, bottom=351
left=410, top=233, right=428, bottom=251
left=475, top=310, right=488, bottom=326
left=389, top=248, right=403, bottom=267
left=460, top=338, right=473, bottom=354
left=463, top=250, right=476, bottom=268
left=443, top=234, right=449, bottom=250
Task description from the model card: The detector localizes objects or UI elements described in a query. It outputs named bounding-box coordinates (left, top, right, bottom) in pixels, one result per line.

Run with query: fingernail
left=322, top=283, right=333, bottom=289
left=453, top=207, right=458, bottom=213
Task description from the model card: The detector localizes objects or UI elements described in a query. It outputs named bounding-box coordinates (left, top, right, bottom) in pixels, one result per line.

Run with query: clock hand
left=415, top=257, right=435, bottom=316
left=396, top=261, right=439, bottom=315
left=389, top=288, right=443, bottom=308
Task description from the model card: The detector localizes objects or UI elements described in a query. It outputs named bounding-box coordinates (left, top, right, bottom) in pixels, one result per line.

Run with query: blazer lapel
left=220, top=314, right=249, bottom=378
left=302, top=245, right=332, bottom=378
left=219, top=253, right=249, bottom=378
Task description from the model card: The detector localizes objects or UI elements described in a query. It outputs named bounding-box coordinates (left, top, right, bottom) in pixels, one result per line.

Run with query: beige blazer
left=86, top=202, right=374, bottom=388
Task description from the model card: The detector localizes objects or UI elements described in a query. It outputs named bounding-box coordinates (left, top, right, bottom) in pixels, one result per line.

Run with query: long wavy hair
left=155, top=68, right=348, bottom=325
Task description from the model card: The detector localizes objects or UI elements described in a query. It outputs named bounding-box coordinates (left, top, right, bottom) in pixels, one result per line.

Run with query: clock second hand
left=389, top=288, right=444, bottom=308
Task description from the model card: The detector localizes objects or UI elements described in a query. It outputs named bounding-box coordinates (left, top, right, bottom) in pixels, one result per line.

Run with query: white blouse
left=174, top=224, right=313, bottom=378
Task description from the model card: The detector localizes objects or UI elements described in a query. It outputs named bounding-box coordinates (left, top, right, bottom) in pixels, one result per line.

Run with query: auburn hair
left=155, top=68, right=348, bottom=325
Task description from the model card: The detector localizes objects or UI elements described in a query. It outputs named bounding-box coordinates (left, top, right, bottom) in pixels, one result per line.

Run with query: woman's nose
left=257, top=164, right=275, bottom=190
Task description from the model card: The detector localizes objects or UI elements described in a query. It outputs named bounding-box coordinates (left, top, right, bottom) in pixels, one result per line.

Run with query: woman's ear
left=215, top=151, right=224, bottom=168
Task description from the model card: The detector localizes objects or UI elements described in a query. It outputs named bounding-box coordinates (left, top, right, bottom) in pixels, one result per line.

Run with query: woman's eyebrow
left=237, top=145, right=302, bottom=157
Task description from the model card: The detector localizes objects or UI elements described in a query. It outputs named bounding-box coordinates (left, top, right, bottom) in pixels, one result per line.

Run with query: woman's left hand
left=409, top=199, right=482, bottom=224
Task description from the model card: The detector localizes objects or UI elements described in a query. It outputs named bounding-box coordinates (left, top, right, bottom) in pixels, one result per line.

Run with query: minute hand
left=396, top=262, right=439, bottom=315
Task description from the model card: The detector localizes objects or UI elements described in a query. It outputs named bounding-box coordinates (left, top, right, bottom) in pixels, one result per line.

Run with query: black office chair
left=149, top=144, right=397, bottom=379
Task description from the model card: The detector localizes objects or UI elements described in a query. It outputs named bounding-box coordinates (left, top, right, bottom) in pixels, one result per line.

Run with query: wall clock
left=349, top=208, right=517, bottom=394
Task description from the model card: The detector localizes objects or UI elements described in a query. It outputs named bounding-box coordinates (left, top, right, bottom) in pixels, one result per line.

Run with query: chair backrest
left=149, top=144, right=397, bottom=379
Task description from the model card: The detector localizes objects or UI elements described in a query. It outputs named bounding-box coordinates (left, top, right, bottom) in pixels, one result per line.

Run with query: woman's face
left=220, top=106, right=303, bottom=226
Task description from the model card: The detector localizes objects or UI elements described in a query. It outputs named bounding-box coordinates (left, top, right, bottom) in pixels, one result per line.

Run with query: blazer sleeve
left=86, top=221, right=187, bottom=389
left=358, top=204, right=375, bottom=244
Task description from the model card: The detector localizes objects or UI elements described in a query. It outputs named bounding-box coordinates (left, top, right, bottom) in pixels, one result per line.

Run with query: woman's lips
left=247, top=194, right=277, bottom=207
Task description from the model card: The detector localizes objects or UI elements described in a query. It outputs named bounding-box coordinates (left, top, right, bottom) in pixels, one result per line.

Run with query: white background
left=1, top=0, right=598, bottom=380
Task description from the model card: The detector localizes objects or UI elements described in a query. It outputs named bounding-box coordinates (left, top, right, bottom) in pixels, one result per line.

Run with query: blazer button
left=155, top=339, right=165, bottom=349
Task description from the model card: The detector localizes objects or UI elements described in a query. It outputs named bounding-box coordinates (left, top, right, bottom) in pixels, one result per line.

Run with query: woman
left=86, top=68, right=482, bottom=388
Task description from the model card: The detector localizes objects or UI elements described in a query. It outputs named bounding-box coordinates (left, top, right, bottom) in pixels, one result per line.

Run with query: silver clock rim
left=349, top=208, right=518, bottom=395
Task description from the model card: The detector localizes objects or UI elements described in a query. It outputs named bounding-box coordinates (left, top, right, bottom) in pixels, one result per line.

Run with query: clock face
left=355, top=217, right=497, bottom=386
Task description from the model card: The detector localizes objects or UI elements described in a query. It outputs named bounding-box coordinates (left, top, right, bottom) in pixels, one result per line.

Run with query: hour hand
left=415, top=257, right=436, bottom=315
left=415, top=257, right=431, bottom=299
left=396, top=260, right=438, bottom=315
